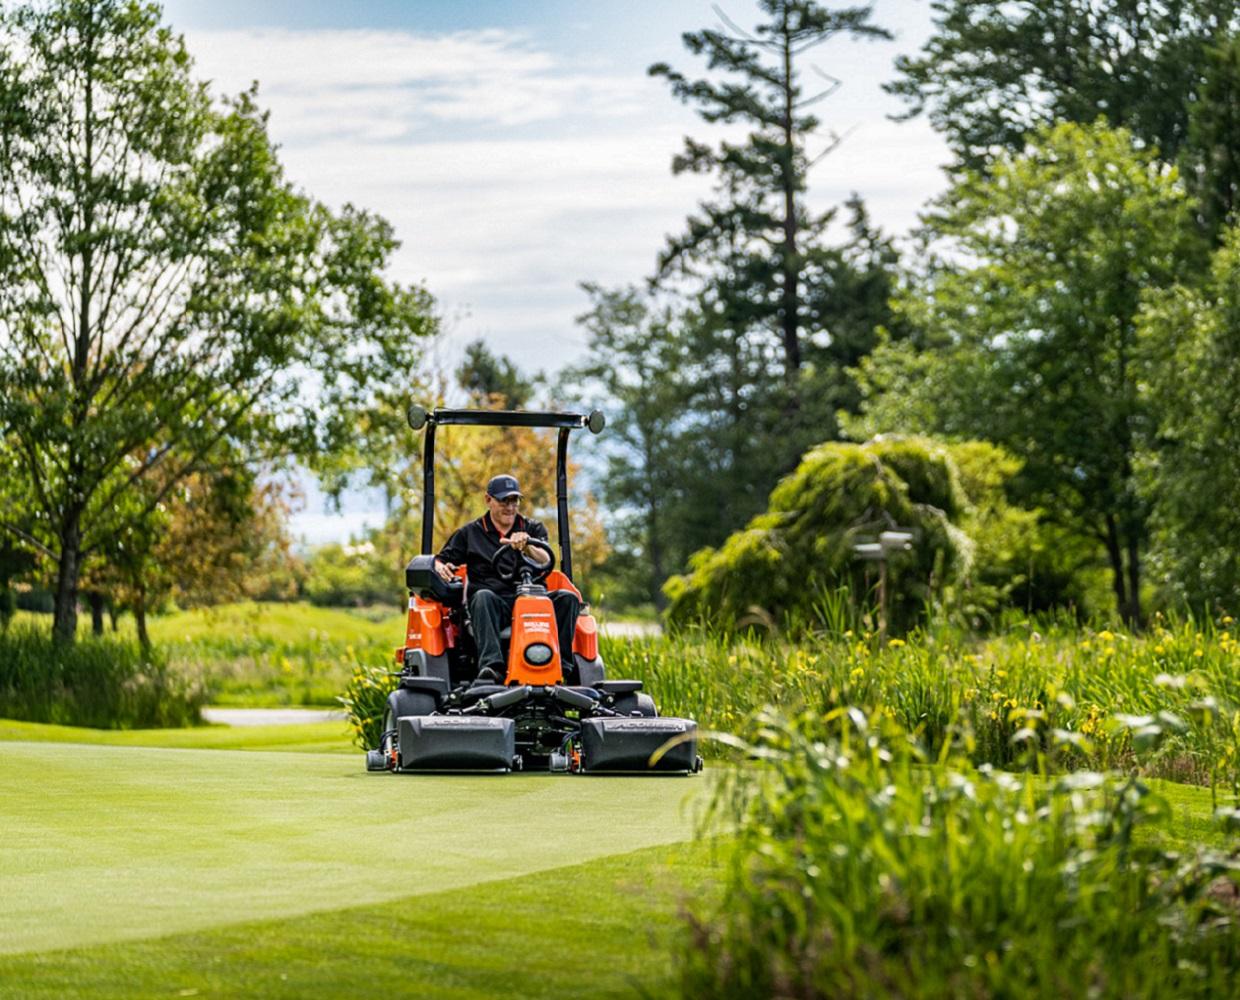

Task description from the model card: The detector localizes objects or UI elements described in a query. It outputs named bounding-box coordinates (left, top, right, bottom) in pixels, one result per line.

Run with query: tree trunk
left=1125, top=531, right=1143, bottom=628
left=779, top=29, right=802, bottom=384
left=647, top=494, right=666, bottom=612
left=134, top=585, right=150, bottom=652
left=52, top=513, right=82, bottom=645
left=1103, top=514, right=1128, bottom=623
left=107, top=603, right=118, bottom=632
left=89, top=592, right=104, bottom=636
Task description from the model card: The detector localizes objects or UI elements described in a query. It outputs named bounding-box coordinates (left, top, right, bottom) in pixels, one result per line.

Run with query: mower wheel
left=383, top=688, right=437, bottom=734
left=611, top=692, right=657, bottom=718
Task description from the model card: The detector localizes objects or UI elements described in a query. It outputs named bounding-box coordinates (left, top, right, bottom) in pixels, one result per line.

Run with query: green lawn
left=0, top=839, right=714, bottom=1000
left=0, top=734, right=708, bottom=956
left=1, top=718, right=1232, bottom=997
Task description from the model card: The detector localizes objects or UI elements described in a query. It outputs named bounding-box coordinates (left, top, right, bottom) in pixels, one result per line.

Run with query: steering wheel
left=489, top=537, right=556, bottom=583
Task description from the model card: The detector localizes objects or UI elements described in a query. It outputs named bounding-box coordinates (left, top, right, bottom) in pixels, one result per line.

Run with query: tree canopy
left=852, top=122, right=1201, bottom=624
left=888, top=0, right=1240, bottom=170
left=0, top=0, right=436, bottom=641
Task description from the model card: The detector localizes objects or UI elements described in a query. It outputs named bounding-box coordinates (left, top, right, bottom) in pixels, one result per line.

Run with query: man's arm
left=435, top=528, right=466, bottom=581
left=507, top=520, right=551, bottom=566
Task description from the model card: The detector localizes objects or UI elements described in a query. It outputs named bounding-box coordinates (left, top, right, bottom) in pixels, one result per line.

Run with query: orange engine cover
left=405, top=596, right=446, bottom=656
left=505, top=592, right=562, bottom=685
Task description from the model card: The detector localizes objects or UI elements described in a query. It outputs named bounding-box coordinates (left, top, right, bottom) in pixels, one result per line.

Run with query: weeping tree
left=0, top=0, right=436, bottom=643
left=664, top=437, right=971, bottom=635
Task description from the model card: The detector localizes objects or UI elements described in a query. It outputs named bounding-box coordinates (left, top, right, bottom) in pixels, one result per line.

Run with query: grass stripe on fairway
left=0, top=839, right=717, bottom=1000
left=0, top=741, right=708, bottom=956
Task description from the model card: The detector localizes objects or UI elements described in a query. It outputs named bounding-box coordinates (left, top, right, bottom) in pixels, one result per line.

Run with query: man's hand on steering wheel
left=502, top=531, right=548, bottom=565
left=491, top=536, right=556, bottom=582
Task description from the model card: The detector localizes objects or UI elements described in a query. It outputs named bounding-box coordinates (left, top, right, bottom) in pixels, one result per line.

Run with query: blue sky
left=156, top=1, right=951, bottom=542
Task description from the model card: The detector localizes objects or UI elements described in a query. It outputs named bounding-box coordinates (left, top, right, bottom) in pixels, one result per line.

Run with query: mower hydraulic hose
left=547, top=715, right=583, bottom=730
left=465, top=685, right=532, bottom=714
left=549, top=687, right=595, bottom=711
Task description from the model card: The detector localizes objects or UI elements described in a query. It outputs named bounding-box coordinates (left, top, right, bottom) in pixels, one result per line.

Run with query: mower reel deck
left=363, top=404, right=702, bottom=777
left=367, top=678, right=702, bottom=775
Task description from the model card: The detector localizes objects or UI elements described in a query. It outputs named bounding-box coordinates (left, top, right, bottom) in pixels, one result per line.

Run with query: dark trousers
left=469, top=588, right=581, bottom=679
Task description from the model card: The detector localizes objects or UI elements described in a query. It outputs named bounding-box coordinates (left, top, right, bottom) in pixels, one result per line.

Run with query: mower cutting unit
left=364, top=404, right=702, bottom=776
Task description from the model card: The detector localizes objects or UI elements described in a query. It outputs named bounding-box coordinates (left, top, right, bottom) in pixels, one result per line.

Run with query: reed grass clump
left=679, top=707, right=1240, bottom=998
left=0, top=626, right=205, bottom=728
left=601, top=615, right=1240, bottom=786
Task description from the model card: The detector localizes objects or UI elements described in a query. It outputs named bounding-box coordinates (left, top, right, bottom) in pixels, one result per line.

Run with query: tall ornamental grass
left=602, top=616, right=1240, bottom=788
left=679, top=707, right=1240, bottom=998
left=0, top=626, right=205, bottom=728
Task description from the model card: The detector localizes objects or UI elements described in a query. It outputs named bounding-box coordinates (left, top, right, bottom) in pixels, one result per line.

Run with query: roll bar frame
left=410, top=406, right=604, bottom=582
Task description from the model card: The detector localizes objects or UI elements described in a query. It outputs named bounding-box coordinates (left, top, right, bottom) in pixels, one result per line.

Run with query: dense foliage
left=679, top=707, right=1240, bottom=998
left=852, top=121, right=1200, bottom=624
left=887, top=1, right=1239, bottom=177
left=0, top=626, right=204, bottom=727
left=663, top=437, right=970, bottom=634
left=1141, top=226, right=1240, bottom=612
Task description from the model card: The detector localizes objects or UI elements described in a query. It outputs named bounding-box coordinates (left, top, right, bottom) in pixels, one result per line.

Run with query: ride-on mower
left=364, top=404, right=702, bottom=775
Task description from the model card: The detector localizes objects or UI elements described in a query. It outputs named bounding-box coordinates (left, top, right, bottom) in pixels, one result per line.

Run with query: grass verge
left=0, top=737, right=708, bottom=956
left=0, top=839, right=716, bottom=1000
left=0, top=626, right=205, bottom=728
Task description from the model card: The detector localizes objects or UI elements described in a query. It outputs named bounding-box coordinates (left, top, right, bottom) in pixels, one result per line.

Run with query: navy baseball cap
left=486, top=474, right=522, bottom=499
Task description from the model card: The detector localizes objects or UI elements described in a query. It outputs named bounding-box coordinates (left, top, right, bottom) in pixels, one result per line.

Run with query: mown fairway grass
left=0, top=839, right=714, bottom=1000
left=0, top=719, right=1227, bottom=999
left=0, top=728, right=708, bottom=956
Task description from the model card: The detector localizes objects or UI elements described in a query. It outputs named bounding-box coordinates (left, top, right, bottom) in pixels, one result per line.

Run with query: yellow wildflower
left=888, top=638, right=906, bottom=648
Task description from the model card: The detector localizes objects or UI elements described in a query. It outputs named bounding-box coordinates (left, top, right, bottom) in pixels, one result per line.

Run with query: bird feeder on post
left=852, top=529, right=914, bottom=644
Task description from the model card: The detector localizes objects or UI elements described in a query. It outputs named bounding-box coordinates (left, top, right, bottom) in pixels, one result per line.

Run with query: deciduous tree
left=1140, top=224, right=1240, bottom=611
left=0, top=0, right=435, bottom=642
left=852, top=123, right=1201, bottom=625
left=888, top=0, right=1239, bottom=172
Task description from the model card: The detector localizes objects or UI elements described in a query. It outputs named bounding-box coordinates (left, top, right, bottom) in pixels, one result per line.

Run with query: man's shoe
left=470, top=667, right=502, bottom=689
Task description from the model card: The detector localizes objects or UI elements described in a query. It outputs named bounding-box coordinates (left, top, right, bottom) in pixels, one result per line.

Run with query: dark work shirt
left=437, top=512, right=550, bottom=596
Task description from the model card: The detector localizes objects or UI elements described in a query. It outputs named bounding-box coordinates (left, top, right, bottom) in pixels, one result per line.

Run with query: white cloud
left=187, top=28, right=651, bottom=140
left=180, top=23, right=950, bottom=374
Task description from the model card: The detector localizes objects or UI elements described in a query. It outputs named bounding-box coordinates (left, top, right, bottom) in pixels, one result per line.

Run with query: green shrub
left=679, top=707, right=1240, bottom=998
left=663, top=437, right=971, bottom=635
left=302, top=543, right=393, bottom=607
left=0, top=626, right=205, bottom=728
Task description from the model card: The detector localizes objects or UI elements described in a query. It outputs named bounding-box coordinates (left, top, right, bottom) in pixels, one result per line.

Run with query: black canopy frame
left=410, top=406, right=603, bottom=581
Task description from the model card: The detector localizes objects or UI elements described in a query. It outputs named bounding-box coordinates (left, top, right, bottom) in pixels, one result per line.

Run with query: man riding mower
left=364, top=404, right=702, bottom=775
